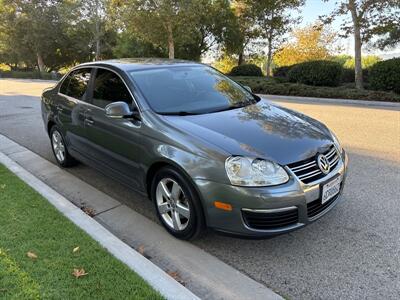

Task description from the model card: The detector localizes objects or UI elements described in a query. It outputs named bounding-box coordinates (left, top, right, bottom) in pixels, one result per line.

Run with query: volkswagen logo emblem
left=317, top=154, right=330, bottom=174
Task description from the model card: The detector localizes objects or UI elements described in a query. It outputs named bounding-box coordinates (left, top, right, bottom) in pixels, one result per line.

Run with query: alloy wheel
left=156, top=178, right=191, bottom=231
left=52, top=130, right=66, bottom=163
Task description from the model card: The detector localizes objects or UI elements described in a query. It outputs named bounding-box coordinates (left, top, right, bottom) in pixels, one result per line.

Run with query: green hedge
left=0, top=71, right=60, bottom=80
left=369, top=58, right=400, bottom=94
left=229, top=64, right=263, bottom=76
left=273, top=66, right=292, bottom=79
left=341, top=68, right=369, bottom=84
left=230, top=76, right=400, bottom=102
left=288, top=60, right=343, bottom=87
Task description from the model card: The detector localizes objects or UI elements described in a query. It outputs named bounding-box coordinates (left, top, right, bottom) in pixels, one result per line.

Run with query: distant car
left=41, top=59, right=348, bottom=240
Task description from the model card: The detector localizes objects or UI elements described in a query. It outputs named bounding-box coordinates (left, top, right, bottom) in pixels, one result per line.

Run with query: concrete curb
left=259, top=94, right=400, bottom=108
left=0, top=151, right=199, bottom=300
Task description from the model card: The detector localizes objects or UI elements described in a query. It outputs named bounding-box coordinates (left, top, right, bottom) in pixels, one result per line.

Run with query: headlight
left=225, top=156, right=289, bottom=187
left=330, top=130, right=343, bottom=153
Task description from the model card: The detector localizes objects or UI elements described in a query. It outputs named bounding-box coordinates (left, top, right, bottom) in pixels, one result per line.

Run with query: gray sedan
left=41, top=59, right=348, bottom=240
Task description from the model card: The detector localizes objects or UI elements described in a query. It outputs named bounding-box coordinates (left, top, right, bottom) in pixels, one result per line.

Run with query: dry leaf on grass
left=27, top=251, right=38, bottom=260
left=167, top=270, right=186, bottom=286
left=72, top=246, right=80, bottom=253
left=72, top=268, right=88, bottom=278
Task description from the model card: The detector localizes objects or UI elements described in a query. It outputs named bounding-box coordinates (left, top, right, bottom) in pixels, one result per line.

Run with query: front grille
left=307, top=193, right=340, bottom=218
left=287, top=146, right=340, bottom=184
left=242, top=208, right=299, bottom=230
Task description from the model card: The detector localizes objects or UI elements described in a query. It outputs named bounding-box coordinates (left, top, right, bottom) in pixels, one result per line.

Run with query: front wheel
left=151, top=167, right=205, bottom=240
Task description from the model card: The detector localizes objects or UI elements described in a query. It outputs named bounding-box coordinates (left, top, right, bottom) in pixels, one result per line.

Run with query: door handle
left=85, top=118, right=94, bottom=125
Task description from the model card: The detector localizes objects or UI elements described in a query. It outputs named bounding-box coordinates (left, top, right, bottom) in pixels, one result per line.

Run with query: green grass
left=231, top=76, right=400, bottom=102
left=0, top=164, right=163, bottom=300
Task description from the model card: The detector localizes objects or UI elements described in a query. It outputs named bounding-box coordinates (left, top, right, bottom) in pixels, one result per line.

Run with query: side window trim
left=58, top=65, right=141, bottom=115
left=90, top=67, right=141, bottom=112
left=58, top=67, right=92, bottom=102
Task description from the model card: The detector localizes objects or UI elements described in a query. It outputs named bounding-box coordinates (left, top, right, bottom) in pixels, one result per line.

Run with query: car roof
left=78, top=58, right=203, bottom=72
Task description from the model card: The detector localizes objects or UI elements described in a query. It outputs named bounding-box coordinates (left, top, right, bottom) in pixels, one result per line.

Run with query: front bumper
left=195, top=150, right=349, bottom=238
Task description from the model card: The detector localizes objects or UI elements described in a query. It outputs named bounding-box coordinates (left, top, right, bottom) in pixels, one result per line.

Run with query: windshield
left=129, top=66, right=258, bottom=115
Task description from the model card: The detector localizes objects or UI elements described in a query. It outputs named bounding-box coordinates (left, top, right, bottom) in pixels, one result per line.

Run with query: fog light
left=214, top=201, right=232, bottom=211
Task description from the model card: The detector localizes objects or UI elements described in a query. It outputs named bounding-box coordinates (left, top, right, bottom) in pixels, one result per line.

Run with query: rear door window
left=92, top=68, right=133, bottom=108
left=60, top=68, right=91, bottom=101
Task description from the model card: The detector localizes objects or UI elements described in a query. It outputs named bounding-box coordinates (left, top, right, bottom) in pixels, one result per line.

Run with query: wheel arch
left=145, top=159, right=209, bottom=225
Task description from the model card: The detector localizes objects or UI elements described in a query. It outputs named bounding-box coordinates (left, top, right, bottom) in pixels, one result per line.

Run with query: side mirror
left=243, top=85, right=252, bottom=93
left=105, top=101, right=140, bottom=120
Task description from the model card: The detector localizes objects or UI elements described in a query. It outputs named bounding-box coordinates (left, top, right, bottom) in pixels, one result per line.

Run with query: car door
left=83, top=67, right=144, bottom=191
left=57, top=68, right=93, bottom=153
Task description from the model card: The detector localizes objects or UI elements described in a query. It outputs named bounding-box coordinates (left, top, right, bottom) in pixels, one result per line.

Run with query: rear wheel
left=151, top=167, right=205, bottom=240
left=49, top=125, right=77, bottom=167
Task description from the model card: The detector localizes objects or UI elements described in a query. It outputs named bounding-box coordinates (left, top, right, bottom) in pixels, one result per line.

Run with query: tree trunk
left=167, top=22, right=175, bottom=59
left=349, top=0, right=363, bottom=89
left=266, top=31, right=274, bottom=77
left=266, top=11, right=275, bottom=77
left=238, top=52, right=244, bottom=65
left=95, top=20, right=101, bottom=61
left=37, top=53, right=45, bottom=73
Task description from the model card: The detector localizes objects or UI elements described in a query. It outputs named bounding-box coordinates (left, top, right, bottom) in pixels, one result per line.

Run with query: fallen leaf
left=27, top=251, right=38, bottom=260
left=138, top=245, right=145, bottom=255
left=72, top=246, right=80, bottom=253
left=81, top=206, right=96, bottom=217
left=0, top=184, right=6, bottom=189
left=167, top=270, right=185, bottom=286
left=72, top=268, right=88, bottom=278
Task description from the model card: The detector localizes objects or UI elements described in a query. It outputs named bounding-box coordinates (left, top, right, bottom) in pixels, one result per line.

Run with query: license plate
left=321, top=176, right=342, bottom=204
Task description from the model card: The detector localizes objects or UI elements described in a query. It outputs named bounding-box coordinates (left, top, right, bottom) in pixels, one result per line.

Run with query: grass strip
left=0, top=164, right=163, bottom=299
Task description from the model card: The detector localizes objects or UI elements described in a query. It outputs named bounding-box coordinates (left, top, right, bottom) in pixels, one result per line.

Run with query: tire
left=151, top=166, right=205, bottom=240
left=49, top=125, right=77, bottom=168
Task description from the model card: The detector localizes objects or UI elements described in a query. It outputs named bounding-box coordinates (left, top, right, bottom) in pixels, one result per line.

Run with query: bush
left=229, top=64, right=263, bottom=77
left=341, top=68, right=369, bottom=84
left=0, top=70, right=60, bottom=80
left=288, top=60, right=343, bottom=87
left=273, top=66, right=293, bottom=79
left=369, top=58, right=400, bottom=94
left=230, top=76, right=400, bottom=102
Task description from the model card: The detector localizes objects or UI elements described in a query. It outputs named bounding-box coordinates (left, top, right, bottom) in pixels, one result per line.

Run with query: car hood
left=163, top=100, right=333, bottom=165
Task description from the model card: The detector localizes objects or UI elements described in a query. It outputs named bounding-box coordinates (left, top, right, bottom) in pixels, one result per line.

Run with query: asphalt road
left=1, top=79, right=399, bottom=299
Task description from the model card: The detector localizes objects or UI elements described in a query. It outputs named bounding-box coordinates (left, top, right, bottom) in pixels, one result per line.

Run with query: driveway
left=1, top=79, right=399, bottom=299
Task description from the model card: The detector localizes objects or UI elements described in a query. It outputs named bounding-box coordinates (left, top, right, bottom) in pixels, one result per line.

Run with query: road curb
left=0, top=149, right=199, bottom=300
left=0, top=134, right=283, bottom=300
left=259, top=94, right=400, bottom=108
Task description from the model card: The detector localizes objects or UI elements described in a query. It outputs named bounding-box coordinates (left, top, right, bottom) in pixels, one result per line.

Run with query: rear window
left=60, top=68, right=91, bottom=100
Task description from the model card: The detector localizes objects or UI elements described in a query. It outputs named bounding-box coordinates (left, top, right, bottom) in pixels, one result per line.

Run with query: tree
left=273, top=23, right=339, bottom=67
left=322, top=0, right=399, bottom=89
left=251, top=0, right=304, bottom=76
left=225, top=0, right=260, bottom=65
left=110, top=0, right=234, bottom=60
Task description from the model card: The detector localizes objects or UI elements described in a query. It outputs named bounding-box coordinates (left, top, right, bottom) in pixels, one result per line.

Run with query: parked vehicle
left=41, top=59, right=348, bottom=240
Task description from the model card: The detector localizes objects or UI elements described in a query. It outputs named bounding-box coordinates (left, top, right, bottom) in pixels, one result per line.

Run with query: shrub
left=230, top=76, right=400, bottom=102
left=288, top=60, right=343, bottom=87
left=0, top=70, right=60, bottom=80
left=369, top=58, right=400, bottom=94
left=229, top=64, right=263, bottom=77
left=273, top=66, right=293, bottom=79
left=341, top=68, right=369, bottom=84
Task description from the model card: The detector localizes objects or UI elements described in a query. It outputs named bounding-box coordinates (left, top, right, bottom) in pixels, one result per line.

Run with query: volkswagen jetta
left=41, top=59, right=348, bottom=240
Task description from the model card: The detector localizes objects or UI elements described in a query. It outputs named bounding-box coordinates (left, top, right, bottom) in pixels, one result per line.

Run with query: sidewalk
left=0, top=133, right=282, bottom=300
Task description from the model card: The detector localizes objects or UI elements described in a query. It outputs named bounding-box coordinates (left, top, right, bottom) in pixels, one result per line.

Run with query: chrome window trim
left=57, top=65, right=142, bottom=114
